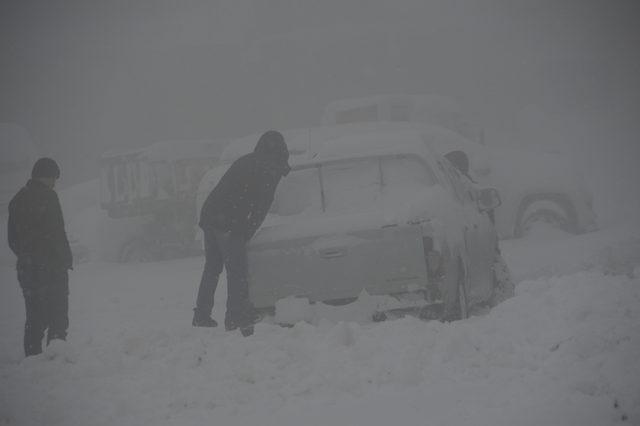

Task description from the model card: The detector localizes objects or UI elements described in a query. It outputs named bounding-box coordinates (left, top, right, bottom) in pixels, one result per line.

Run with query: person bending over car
left=8, top=158, right=73, bottom=357
left=193, top=130, right=291, bottom=335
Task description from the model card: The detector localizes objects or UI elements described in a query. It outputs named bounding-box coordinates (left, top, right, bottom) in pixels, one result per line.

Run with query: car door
left=247, top=156, right=436, bottom=309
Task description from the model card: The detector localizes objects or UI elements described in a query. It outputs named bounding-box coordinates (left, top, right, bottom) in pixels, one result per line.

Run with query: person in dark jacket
left=193, top=130, right=290, bottom=334
left=7, top=158, right=73, bottom=356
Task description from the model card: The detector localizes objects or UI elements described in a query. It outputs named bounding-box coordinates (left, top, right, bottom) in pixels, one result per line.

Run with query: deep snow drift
left=1, top=222, right=639, bottom=426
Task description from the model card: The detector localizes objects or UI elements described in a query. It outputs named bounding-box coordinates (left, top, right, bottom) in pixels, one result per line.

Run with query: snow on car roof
left=220, top=122, right=449, bottom=168
left=101, top=140, right=222, bottom=162
left=311, top=127, right=428, bottom=163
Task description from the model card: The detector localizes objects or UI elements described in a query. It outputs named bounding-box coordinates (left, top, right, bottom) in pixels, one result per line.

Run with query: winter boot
left=225, top=320, right=254, bottom=337
left=225, top=308, right=260, bottom=336
left=192, top=310, right=218, bottom=328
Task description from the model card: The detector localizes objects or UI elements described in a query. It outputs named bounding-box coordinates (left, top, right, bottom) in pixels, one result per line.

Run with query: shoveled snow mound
left=502, top=222, right=640, bottom=281
left=0, top=226, right=639, bottom=426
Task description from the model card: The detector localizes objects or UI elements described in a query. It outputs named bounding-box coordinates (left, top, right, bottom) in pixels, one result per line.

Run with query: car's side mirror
left=477, top=187, right=501, bottom=212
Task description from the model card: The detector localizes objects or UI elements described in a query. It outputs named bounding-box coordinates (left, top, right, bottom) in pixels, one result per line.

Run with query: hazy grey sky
left=1, top=0, right=639, bottom=188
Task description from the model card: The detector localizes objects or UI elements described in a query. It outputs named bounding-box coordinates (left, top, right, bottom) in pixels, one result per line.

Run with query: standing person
left=193, top=130, right=290, bottom=335
left=7, top=158, right=73, bottom=357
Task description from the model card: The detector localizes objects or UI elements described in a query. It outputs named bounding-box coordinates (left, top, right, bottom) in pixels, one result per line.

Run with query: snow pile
left=502, top=223, right=640, bottom=281
left=1, top=224, right=639, bottom=425
left=1, top=269, right=638, bottom=425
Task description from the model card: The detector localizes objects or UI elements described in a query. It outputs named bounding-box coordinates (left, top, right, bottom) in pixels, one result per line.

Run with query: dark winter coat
left=199, top=134, right=290, bottom=241
left=7, top=179, right=73, bottom=270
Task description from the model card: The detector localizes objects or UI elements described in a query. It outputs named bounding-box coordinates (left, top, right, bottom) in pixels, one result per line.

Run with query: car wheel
left=490, top=252, right=514, bottom=306
left=516, top=198, right=573, bottom=237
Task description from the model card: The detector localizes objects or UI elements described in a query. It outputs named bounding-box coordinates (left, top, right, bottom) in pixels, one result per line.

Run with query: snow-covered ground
left=1, top=221, right=639, bottom=426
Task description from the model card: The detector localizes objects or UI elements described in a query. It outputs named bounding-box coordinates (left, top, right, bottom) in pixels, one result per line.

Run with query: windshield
left=269, top=155, right=436, bottom=220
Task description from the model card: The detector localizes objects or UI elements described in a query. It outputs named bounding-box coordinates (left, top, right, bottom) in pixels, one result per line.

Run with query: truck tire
left=515, top=196, right=575, bottom=237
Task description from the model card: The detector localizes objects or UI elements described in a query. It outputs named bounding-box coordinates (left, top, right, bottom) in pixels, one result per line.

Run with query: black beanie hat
left=31, top=157, right=61, bottom=179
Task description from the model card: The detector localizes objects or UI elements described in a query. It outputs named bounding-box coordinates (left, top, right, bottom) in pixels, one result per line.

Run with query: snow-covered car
left=199, top=126, right=512, bottom=322
left=321, top=94, right=597, bottom=238
left=99, top=140, right=220, bottom=262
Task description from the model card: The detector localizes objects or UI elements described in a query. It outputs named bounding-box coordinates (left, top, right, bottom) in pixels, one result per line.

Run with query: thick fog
left=3, top=2, right=640, bottom=425
left=2, top=0, right=639, bottom=223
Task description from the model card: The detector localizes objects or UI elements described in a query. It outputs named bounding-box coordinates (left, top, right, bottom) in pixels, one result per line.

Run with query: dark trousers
left=17, top=266, right=69, bottom=356
left=195, top=229, right=252, bottom=329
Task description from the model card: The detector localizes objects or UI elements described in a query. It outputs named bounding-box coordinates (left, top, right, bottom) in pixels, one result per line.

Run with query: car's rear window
left=270, top=156, right=436, bottom=218
left=270, top=167, right=322, bottom=217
